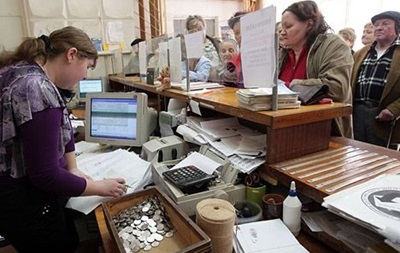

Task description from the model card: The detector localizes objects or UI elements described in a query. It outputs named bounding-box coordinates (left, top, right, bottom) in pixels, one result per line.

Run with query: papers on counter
left=67, top=146, right=152, bottom=214
left=323, top=174, right=400, bottom=248
left=171, top=151, right=222, bottom=175
left=176, top=116, right=266, bottom=173
left=233, top=219, right=309, bottom=253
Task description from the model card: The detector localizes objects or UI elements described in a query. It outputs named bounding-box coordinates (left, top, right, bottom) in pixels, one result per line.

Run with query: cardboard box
left=102, top=186, right=211, bottom=253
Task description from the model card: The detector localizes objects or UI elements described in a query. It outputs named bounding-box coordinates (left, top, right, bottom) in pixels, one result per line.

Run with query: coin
left=154, top=233, right=163, bottom=241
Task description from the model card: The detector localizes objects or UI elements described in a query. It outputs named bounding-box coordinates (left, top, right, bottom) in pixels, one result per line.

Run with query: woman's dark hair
left=283, top=0, right=331, bottom=47
left=0, top=26, right=98, bottom=68
left=228, top=11, right=249, bottom=29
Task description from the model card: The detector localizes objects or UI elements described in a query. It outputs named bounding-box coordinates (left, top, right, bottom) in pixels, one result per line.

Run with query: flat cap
left=130, top=38, right=144, bottom=47
left=371, top=11, right=400, bottom=24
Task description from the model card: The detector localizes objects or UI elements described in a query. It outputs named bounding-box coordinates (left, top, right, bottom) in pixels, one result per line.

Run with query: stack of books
left=236, top=82, right=300, bottom=111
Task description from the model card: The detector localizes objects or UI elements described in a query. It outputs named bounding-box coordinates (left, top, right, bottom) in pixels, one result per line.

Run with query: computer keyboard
left=162, top=165, right=217, bottom=189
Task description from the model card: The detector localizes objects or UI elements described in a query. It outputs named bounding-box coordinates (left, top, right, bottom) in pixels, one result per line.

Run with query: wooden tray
left=102, top=186, right=211, bottom=253
left=264, top=138, right=400, bottom=202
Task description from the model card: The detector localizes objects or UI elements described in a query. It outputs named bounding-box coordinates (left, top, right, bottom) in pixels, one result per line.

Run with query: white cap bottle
left=282, top=181, right=302, bottom=236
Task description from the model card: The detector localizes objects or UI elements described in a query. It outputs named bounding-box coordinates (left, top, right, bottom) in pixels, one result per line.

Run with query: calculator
left=162, top=165, right=218, bottom=189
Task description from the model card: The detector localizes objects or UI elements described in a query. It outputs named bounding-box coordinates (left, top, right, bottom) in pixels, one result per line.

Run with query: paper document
left=171, top=151, right=222, bottom=175
left=241, top=6, right=276, bottom=88
left=323, top=174, right=400, bottom=239
left=233, top=219, right=309, bottom=253
left=171, top=81, right=224, bottom=91
left=66, top=149, right=152, bottom=214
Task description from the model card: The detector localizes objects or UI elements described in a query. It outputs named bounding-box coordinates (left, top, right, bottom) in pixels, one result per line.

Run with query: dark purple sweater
left=0, top=108, right=86, bottom=196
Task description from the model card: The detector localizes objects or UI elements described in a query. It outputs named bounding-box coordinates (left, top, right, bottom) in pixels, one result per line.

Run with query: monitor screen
left=85, top=92, right=156, bottom=147
left=78, top=78, right=103, bottom=102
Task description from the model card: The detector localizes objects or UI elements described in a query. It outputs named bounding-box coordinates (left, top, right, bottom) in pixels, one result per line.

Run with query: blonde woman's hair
left=338, top=28, right=357, bottom=43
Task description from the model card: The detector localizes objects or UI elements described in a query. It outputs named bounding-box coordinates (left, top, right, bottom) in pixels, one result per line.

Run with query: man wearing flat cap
left=351, top=11, right=400, bottom=147
left=124, top=38, right=144, bottom=75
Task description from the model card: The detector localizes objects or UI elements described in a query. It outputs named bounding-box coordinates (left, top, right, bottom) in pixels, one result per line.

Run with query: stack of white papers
left=66, top=147, right=152, bottom=214
left=323, top=174, right=400, bottom=249
left=177, top=117, right=266, bottom=173
left=233, top=219, right=309, bottom=253
left=236, top=82, right=300, bottom=111
left=171, top=81, right=224, bottom=91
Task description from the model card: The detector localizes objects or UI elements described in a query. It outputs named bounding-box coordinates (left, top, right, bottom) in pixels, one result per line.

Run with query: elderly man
left=351, top=11, right=400, bottom=147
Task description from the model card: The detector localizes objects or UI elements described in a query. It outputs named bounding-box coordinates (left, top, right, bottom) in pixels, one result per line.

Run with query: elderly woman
left=223, top=11, right=249, bottom=88
left=217, top=39, right=239, bottom=86
left=278, top=0, right=354, bottom=138
left=185, top=15, right=221, bottom=81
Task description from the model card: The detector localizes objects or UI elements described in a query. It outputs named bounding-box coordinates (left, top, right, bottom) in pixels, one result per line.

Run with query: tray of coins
left=102, top=186, right=212, bottom=253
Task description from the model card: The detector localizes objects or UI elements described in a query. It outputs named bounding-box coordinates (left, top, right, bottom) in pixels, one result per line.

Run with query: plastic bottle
left=282, top=181, right=302, bottom=236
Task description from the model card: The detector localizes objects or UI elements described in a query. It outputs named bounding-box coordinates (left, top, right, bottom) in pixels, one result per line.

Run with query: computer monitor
left=85, top=92, right=157, bottom=147
left=77, top=78, right=104, bottom=103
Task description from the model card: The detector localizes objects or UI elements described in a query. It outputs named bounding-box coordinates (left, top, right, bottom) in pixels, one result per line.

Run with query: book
left=238, top=100, right=301, bottom=111
left=236, top=82, right=298, bottom=99
left=236, top=82, right=300, bottom=110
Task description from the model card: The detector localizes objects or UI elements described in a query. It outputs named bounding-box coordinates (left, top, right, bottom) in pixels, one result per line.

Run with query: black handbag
left=290, top=83, right=329, bottom=105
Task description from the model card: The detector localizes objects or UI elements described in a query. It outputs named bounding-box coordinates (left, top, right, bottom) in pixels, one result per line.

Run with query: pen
left=103, top=178, right=132, bottom=188
left=203, top=90, right=214, bottom=95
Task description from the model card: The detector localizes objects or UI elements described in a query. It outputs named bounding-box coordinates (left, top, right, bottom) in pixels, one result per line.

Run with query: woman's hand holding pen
left=83, top=178, right=127, bottom=198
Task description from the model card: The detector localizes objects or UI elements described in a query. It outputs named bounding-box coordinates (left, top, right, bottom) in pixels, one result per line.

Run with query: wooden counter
left=108, top=76, right=352, bottom=164
left=262, top=137, right=400, bottom=203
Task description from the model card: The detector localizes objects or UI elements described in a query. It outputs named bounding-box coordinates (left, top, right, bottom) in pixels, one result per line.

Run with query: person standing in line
left=217, top=39, right=239, bottom=86
left=361, top=22, right=375, bottom=46
left=278, top=0, right=354, bottom=138
left=338, top=27, right=357, bottom=55
left=351, top=11, right=400, bottom=147
left=124, top=38, right=144, bottom=75
left=0, top=26, right=128, bottom=252
left=225, top=11, right=249, bottom=88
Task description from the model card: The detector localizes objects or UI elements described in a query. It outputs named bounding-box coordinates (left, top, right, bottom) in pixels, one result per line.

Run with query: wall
left=0, top=0, right=25, bottom=51
left=0, top=0, right=243, bottom=78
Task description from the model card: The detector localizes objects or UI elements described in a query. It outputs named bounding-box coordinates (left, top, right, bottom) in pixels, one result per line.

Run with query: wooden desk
left=94, top=205, right=339, bottom=253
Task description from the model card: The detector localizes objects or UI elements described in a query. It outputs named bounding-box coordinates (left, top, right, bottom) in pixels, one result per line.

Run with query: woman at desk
left=278, top=0, right=354, bottom=138
left=185, top=15, right=221, bottom=82
left=179, top=33, right=212, bottom=82
left=0, top=26, right=127, bottom=252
